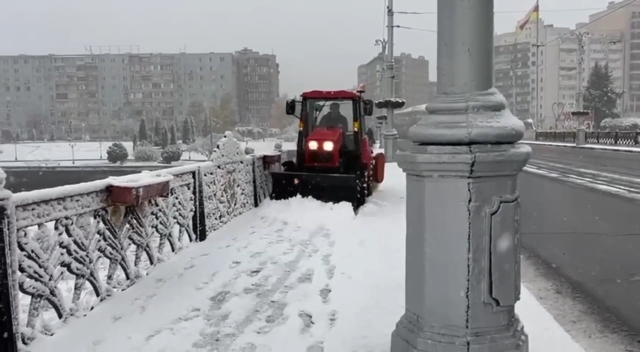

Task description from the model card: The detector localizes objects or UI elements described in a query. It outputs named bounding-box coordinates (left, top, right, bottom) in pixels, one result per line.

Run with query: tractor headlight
left=308, top=140, right=319, bottom=150
left=322, top=141, right=334, bottom=151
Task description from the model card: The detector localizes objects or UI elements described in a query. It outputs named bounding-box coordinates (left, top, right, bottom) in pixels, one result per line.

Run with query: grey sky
left=0, top=0, right=613, bottom=94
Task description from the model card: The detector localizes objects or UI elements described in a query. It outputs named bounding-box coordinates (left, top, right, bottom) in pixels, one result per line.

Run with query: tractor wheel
left=352, top=169, right=367, bottom=210
left=366, top=162, right=373, bottom=197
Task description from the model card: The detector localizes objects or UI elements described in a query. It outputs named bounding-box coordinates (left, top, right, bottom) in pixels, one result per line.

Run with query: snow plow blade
left=270, top=171, right=358, bottom=204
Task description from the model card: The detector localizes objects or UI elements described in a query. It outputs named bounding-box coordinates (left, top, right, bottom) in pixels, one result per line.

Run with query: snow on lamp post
left=375, top=99, right=405, bottom=161
left=390, top=0, right=530, bottom=351
left=69, top=143, right=76, bottom=165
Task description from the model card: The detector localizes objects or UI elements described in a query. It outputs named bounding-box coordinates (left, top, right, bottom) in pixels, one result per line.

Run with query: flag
left=516, top=1, right=539, bottom=32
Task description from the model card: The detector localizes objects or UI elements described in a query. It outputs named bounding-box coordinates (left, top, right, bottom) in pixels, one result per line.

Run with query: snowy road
left=29, top=165, right=583, bottom=352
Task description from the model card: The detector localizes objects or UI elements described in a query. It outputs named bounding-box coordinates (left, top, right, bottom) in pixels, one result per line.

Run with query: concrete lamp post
left=375, top=114, right=387, bottom=148
left=69, top=143, right=76, bottom=165
left=389, top=0, right=531, bottom=351
left=375, top=99, right=405, bottom=161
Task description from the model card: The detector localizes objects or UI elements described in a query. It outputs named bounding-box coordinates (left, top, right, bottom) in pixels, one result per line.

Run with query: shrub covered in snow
left=600, top=117, right=640, bottom=131
left=244, top=146, right=255, bottom=155
left=160, top=144, right=183, bottom=164
left=187, top=134, right=223, bottom=159
left=106, top=142, right=129, bottom=164
left=282, top=133, right=297, bottom=142
left=274, top=141, right=283, bottom=151
left=134, top=141, right=159, bottom=162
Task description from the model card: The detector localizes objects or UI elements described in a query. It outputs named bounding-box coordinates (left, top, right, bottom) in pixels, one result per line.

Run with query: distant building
left=235, top=48, right=280, bottom=126
left=493, top=32, right=533, bottom=120
left=356, top=53, right=430, bottom=116
left=0, top=48, right=277, bottom=136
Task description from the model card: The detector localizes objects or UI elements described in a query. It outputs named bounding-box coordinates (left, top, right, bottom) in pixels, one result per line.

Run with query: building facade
left=493, top=15, right=626, bottom=129
left=356, top=53, right=431, bottom=116
left=235, top=48, right=279, bottom=126
left=494, top=31, right=533, bottom=120
left=0, top=49, right=275, bottom=137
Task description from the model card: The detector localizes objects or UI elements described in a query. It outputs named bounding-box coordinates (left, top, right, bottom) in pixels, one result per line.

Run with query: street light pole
left=390, top=0, right=530, bottom=350
left=575, top=31, right=590, bottom=111
left=383, top=0, right=399, bottom=161
left=375, top=39, right=387, bottom=148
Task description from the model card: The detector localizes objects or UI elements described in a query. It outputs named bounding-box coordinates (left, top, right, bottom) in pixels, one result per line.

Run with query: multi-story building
left=0, top=49, right=276, bottom=136
left=235, top=48, right=279, bottom=126
left=356, top=52, right=430, bottom=115
left=494, top=31, right=533, bottom=120
left=586, top=0, right=640, bottom=114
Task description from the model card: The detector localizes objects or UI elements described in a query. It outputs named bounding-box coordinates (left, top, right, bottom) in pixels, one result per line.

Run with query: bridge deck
left=28, top=165, right=580, bottom=352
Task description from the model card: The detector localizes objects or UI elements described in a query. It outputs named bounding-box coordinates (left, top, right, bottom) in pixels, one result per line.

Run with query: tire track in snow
left=140, top=218, right=291, bottom=348
left=190, top=223, right=326, bottom=350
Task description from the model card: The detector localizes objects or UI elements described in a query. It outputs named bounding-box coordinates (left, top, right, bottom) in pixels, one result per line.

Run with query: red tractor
left=270, top=86, right=385, bottom=210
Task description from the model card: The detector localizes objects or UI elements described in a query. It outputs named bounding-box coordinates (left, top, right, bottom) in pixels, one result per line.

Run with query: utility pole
left=374, top=39, right=387, bottom=147
left=575, top=31, right=590, bottom=111
left=389, top=0, right=530, bottom=350
left=383, top=0, right=399, bottom=160
left=510, top=62, right=517, bottom=113
left=610, top=37, right=626, bottom=115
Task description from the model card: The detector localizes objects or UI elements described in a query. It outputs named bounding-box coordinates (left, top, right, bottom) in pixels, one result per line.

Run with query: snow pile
left=209, top=131, right=246, bottom=162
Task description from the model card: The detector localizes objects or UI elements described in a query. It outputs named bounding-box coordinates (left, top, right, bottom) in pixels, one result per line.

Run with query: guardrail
left=535, top=130, right=640, bottom=146
left=0, top=132, right=273, bottom=351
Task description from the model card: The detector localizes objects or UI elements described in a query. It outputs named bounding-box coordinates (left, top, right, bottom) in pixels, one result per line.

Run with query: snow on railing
left=0, top=132, right=274, bottom=349
left=535, top=130, right=640, bottom=146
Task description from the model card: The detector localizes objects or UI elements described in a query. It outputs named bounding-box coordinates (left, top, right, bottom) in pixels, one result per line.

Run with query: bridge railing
left=0, top=132, right=272, bottom=350
left=535, top=130, right=640, bottom=146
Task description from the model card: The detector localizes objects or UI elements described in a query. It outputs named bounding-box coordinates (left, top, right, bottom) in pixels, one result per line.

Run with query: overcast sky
left=0, top=0, right=614, bottom=94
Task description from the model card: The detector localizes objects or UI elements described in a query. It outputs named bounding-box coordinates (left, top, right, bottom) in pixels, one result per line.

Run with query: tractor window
left=306, top=99, right=354, bottom=132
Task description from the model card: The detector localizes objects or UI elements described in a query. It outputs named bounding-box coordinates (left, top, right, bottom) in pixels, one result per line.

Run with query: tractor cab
left=271, top=85, right=385, bottom=211
left=284, top=88, right=374, bottom=171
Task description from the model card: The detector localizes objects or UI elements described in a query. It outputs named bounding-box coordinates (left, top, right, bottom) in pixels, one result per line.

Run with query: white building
left=494, top=16, right=626, bottom=129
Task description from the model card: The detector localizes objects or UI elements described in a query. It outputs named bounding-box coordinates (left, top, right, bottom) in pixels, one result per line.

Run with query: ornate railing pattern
left=0, top=132, right=273, bottom=350
left=535, top=130, right=640, bottom=146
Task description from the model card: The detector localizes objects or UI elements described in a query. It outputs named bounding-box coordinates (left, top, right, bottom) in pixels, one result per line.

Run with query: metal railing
left=0, top=134, right=273, bottom=350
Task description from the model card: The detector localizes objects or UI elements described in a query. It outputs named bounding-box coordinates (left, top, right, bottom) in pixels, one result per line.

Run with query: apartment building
left=0, top=49, right=275, bottom=135
left=494, top=31, right=533, bottom=120
left=492, top=14, right=627, bottom=129
left=586, top=0, right=640, bottom=114
left=235, top=48, right=279, bottom=126
left=356, top=52, right=430, bottom=115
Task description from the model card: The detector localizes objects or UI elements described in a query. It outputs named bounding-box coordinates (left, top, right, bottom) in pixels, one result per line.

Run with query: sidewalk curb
left=520, top=140, right=640, bottom=154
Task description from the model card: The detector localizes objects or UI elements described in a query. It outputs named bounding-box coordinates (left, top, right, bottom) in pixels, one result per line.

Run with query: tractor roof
left=301, top=90, right=359, bottom=99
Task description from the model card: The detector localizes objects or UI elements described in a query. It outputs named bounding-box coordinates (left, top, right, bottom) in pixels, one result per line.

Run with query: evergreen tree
left=161, top=125, right=169, bottom=149
left=189, top=116, right=198, bottom=138
left=153, top=117, right=162, bottom=146
left=182, top=117, right=191, bottom=144
left=138, top=118, right=149, bottom=142
left=203, top=117, right=212, bottom=136
left=584, top=61, right=621, bottom=128
left=170, top=123, right=177, bottom=145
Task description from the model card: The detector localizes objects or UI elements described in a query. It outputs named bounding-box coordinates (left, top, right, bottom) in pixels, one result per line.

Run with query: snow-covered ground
left=522, top=140, right=640, bottom=153
left=0, top=139, right=295, bottom=166
left=27, top=164, right=583, bottom=352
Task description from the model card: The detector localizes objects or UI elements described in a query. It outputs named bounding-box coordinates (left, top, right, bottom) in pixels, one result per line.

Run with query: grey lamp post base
left=390, top=88, right=530, bottom=352
left=383, top=129, right=398, bottom=161
left=391, top=310, right=527, bottom=352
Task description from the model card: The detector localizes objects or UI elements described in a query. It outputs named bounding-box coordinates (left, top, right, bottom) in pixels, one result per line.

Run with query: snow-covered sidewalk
left=522, top=140, right=640, bottom=153
left=28, top=165, right=583, bottom=352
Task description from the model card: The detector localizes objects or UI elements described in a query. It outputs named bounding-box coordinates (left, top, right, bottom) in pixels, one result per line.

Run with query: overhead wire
left=394, top=2, right=639, bottom=39
left=396, top=8, right=608, bottom=15
left=544, top=0, right=638, bottom=46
